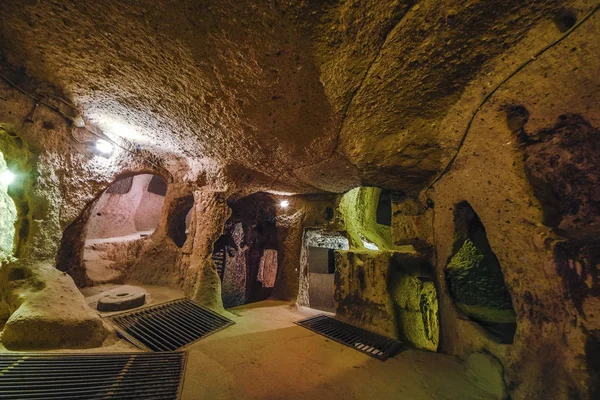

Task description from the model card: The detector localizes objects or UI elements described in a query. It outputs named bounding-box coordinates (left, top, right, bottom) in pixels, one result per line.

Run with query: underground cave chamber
left=216, top=193, right=280, bottom=308
left=1, top=1, right=600, bottom=399
left=82, top=174, right=168, bottom=284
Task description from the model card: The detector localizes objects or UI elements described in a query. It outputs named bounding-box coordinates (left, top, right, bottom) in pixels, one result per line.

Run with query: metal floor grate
left=295, top=314, right=404, bottom=361
left=108, top=298, right=234, bottom=351
left=0, top=352, right=185, bottom=399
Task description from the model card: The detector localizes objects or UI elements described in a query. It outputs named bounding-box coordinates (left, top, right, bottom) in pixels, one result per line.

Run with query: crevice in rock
left=168, top=195, right=194, bottom=248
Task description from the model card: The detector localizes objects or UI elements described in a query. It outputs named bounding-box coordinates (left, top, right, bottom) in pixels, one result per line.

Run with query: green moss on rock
left=446, top=235, right=515, bottom=323
left=338, top=187, right=394, bottom=250
left=390, top=271, right=439, bottom=351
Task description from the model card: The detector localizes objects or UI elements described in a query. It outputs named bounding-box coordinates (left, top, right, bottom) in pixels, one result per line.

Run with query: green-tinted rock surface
left=446, top=235, right=515, bottom=324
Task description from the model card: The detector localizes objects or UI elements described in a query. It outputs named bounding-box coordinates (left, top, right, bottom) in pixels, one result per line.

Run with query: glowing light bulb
left=95, top=139, right=113, bottom=155
left=280, top=200, right=289, bottom=208
left=0, top=170, right=15, bottom=185
left=73, top=115, right=85, bottom=128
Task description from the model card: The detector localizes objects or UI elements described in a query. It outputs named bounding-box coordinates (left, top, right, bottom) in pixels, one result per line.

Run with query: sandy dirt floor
left=181, top=300, right=495, bottom=400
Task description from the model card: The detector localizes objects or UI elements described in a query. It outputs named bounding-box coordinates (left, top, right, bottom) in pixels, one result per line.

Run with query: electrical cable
left=0, top=72, right=173, bottom=181
left=423, top=3, right=600, bottom=196
left=2, top=5, right=598, bottom=190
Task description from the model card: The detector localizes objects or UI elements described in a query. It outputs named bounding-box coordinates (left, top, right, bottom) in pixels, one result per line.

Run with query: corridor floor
left=181, top=301, right=495, bottom=400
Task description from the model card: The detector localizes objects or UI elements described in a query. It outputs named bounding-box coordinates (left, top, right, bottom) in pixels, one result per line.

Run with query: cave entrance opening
left=83, top=174, right=167, bottom=284
left=445, top=201, right=517, bottom=344
left=303, top=229, right=349, bottom=313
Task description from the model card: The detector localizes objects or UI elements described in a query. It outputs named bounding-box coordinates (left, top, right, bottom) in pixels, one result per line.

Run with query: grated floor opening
left=107, top=298, right=234, bottom=351
left=295, top=314, right=404, bottom=361
left=0, top=352, right=185, bottom=400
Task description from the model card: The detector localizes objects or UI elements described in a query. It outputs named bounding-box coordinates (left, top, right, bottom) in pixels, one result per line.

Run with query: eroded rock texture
left=524, top=114, right=600, bottom=241
left=0, top=0, right=599, bottom=398
left=334, top=250, right=439, bottom=351
left=0, top=0, right=567, bottom=194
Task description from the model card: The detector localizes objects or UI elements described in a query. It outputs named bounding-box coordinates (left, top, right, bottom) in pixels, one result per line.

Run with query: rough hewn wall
left=0, top=76, right=227, bottom=347
left=427, top=4, right=600, bottom=398
left=0, top=85, right=128, bottom=348
left=0, top=2, right=598, bottom=398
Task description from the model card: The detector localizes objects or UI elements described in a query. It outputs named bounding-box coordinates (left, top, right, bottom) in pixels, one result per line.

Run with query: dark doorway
left=219, top=193, right=279, bottom=308
left=376, top=190, right=392, bottom=226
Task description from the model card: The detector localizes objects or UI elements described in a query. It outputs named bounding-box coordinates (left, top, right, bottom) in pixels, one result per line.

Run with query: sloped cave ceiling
left=0, top=0, right=568, bottom=195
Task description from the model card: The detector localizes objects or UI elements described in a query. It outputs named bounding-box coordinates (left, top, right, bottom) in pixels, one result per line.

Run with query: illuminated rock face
left=0, top=1, right=599, bottom=398
left=0, top=151, right=16, bottom=263
left=0, top=0, right=568, bottom=194
left=334, top=250, right=439, bottom=352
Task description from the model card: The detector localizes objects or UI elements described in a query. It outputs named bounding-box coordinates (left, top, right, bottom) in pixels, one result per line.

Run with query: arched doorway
left=83, top=174, right=167, bottom=284
left=216, top=193, right=280, bottom=308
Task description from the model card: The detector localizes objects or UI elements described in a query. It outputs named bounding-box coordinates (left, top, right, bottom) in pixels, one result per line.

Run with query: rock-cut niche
left=83, top=174, right=167, bottom=284
left=445, top=202, right=517, bottom=344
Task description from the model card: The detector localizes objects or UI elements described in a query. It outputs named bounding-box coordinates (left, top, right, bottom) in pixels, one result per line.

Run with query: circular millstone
left=97, top=291, right=146, bottom=312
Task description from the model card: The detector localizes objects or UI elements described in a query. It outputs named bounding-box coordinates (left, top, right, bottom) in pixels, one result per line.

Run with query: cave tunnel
left=0, top=2, right=599, bottom=399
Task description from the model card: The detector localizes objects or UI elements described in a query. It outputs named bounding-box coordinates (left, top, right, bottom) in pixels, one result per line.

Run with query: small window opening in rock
left=506, top=105, right=530, bottom=133
left=106, top=176, right=133, bottom=194
left=554, top=10, right=577, bottom=33
left=82, top=174, right=167, bottom=284
left=8, top=267, right=25, bottom=281
left=325, top=206, right=334, bottom=221
left=376, top=189, right=392, bottom=226
left=445, top=202, right=517, bottom=344
left=147, top=175, right=167, bottom=196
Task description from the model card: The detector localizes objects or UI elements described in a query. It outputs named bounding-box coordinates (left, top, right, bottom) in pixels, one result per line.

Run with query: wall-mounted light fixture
left=0, top=169, right=15, bottom=186
left=280, top=200, right=289, bottom=208
left=95, top=139, right=114, bottom=157
left=73, top=114, right=86, bottom=128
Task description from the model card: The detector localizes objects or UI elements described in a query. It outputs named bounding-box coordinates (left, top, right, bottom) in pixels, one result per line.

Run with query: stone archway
left=57, top=172, right=169, bottom=287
